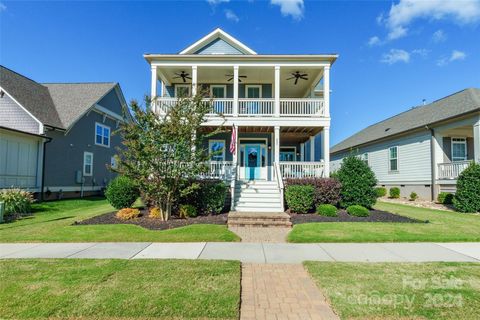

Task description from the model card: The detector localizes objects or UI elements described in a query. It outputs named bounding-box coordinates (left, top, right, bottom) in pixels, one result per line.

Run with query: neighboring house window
left=451, top=137, right=467, bottom=162
left=389, top=147, right=398, bottom=172
left=83, top=152, right=93, bottom=176
left=363, top=153, right=369, bottom=165
left=209, top=140, right=225, bottom=161
left=175, top=84, right=191, bottom=97
left=95, top=123, right=110, bottom=147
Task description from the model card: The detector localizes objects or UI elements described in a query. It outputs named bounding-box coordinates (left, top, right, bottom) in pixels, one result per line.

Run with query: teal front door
left=245, top=144, right=261, bottom=180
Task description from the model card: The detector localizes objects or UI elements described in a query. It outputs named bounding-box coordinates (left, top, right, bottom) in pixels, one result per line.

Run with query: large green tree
left=115, top=95, right=223, bottom=220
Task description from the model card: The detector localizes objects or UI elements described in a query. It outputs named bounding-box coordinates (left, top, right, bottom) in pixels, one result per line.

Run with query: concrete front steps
left=233, top=180, right=283, bottom=213
left=227, top=211, right=292, bottom=228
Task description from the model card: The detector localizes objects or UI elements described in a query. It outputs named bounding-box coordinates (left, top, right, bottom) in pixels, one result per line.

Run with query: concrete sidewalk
left=1, top=242, right=479, bottom=263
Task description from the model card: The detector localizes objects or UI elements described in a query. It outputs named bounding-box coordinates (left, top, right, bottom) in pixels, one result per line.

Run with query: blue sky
left=1, top=0, right=479, bottom=145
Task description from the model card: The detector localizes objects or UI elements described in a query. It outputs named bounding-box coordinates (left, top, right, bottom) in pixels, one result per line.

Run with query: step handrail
left=273, top=162, right=285, bottom=212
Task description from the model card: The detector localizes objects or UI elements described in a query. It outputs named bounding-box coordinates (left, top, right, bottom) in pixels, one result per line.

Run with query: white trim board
left=179, top=28, right=257, bottom=55
left=0, top=86, right=44, bottom=134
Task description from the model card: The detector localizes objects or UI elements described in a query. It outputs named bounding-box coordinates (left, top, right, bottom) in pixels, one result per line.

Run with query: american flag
left=229, top=125, right=236, bottom=155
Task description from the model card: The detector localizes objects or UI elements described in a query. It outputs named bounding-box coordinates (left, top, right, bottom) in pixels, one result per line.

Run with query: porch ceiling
left=441, top=125, right=474, bottom=138
left=200, top=126, right=323, bottom=139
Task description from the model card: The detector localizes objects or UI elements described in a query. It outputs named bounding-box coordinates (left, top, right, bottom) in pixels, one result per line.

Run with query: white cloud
left=207, top=0, right=230, bottom=5
left=381, top=49, right=411, bottom=64
left=0, top=2, right=6, bottom=12
left=432, top=29, right=447, bottom=43
left=367, top=36, right=381, bottom=46
left=437, top=50, right=467, bottom=66
left=412, top=48, right=429, bottom=57
left=225, top=9, right=239, bottom=22
left=271, top=0, right=304, bottom=20
left=380, top=0, right=480, bottom=40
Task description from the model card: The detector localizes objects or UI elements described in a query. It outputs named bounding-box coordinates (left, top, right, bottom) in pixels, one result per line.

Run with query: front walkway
left=1, top=242, right=480, bottom=263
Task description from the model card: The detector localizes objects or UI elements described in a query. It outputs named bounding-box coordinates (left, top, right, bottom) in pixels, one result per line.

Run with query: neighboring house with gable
left=0, top=65, right=128, bottom=199
left=145, top=28, right=337, bottom=212
left=330, top=88, right=480, bottom=200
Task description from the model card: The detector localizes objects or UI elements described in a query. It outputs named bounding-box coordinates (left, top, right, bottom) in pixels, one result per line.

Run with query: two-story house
left=0, top=65, right=129, bottom=199
left=144, top=29, right=337, bottom=212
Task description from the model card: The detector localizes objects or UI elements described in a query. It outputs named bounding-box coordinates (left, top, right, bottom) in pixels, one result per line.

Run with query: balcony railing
left=279, top=161, right=325, bottom=179
left=438, top=160, right=472, bottom=180
left=154, top=98, right=326, bottom=117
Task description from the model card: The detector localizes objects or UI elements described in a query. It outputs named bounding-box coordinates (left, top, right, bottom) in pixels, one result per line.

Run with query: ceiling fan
left=286, top=71, right=308, bottom=85
left=226, top=74, right=247, bottom=82
left=173, top=71, right=192, bottom=83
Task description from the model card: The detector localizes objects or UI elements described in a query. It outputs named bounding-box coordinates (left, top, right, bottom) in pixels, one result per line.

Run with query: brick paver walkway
left=229, top=227, right=291, bottom=243
left=240, top=264, right=339, bottom=320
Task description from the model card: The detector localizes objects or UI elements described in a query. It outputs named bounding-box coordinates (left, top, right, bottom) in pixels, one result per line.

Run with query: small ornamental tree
left=453, top=162, right=480, bottom=213
left=336, top=155, right=377, bottom=208
left=115, top=94, right=223, bottom=220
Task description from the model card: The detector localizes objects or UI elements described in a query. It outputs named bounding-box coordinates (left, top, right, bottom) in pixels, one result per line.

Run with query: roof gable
left=180, top=28, right=256, bottom=55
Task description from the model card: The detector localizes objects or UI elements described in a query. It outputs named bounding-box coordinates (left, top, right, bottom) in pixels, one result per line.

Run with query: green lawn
left=288, top=201, right=480, bottom=243
left=305, top=262, right=480, bottom=320
left=0, top=259, right=240, bottom=320
left=0, top=197, right=239, bottom=242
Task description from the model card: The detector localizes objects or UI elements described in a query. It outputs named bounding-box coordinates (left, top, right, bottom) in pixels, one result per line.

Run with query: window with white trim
left=389, top=147, right=398, bottom=172
left=362, top=152, right=369, bottom=165
left=95, top=123, right=110, bottom=147
left=210, top=85, right=226, bottom=98
left=451, top=137, right=467, bottom=162
left=209, top=140, right=225, bottom=161
left=83, top=152, right=93, bottom=176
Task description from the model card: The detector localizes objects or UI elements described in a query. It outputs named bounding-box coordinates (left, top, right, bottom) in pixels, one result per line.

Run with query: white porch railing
left=279, top=161, right=325, bottom=179
left=203, top=99, right=233, bottom=116
left=438, top=160, right=472, bottom=180
left=238, top=98, right=274, bottom=116
left=200, top=161, right=234, bottom=180
left=280, top=99, right=325, bottom=116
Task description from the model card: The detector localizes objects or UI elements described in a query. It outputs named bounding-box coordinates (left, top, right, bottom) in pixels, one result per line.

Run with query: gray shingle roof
left=331, top=88, right=480, bottom=154
left=1, top=65, right=118, bottom=130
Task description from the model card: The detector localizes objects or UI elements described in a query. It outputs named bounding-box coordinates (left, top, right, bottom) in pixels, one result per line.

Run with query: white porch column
left=233, top=65, right=239, bottom=116
left=161, top=81, right=166, bottom=98
left=274, top=66, right=280, bottom=117
left=432, top=131, right=444, bottom=181
left=274, top=126, right=280, bottom=164
left=151, top=66, right=158, bottom=112
left=474, top=117, right=480, bottom=163
left=323, top=65, right=330, bottom=117
left=309, top=136, right=315, bottom=161
left=322, top=127, right=330, bottom=177
left=191, top=65, right=198, bottom=96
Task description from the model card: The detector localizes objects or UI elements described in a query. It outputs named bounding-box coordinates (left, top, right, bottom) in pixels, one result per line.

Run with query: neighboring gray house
left=331, top=88, right=480, bottom=200
left=0, top=65, right=129, bottom=199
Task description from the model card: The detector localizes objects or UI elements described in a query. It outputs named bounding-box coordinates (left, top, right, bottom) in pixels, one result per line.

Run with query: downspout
left=427, top=126, right=436, bottom=201
left=40, top=136, right=53, bottom=202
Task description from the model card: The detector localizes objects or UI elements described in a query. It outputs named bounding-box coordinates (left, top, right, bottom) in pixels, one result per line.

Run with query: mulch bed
left=289, top=209, right=426, bottom=224
left=74, top=209, right=228, bottom=231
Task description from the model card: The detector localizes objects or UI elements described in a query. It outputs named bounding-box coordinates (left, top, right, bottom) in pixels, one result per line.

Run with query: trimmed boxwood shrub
left=410, top=192, right=418, bottom=201
left=453, top=162, right=480, bottom=213
left=437, top=192, right=454, bottom=205
left=336, top=155, right=377, bottom=208
left=346, top=205, right=370, bottom=217
left=389, top=187, right=400, bottom=199
left=182, top=180, right=227, bottom=215
left=316, top=204, right=338, bottom=217
left=285, top=178, right=342, bottom=206
left=375, top=187, right=387, bottom=198
left=285, top=185, right=314, bottom=214
left=105, top=176, right=139, bottom=210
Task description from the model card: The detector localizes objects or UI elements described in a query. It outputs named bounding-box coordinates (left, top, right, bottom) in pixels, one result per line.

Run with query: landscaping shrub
left=285, top=185, right=315, bottom=214
left=285, top=178, right=342, bottom=206
left=116, top=208, right=140, bottom=220
left=346, top=205, right=370, bottom=217
left=336, top=155, right=377, bottom=208
left=105, top=176, right=139, bottom=210
left=389, top=187, right=400, bottom=199
left=148, top=207, right=161, bottom=219
left=179, top=204, right=197, bottom=218
left=437, top=192, right=454, bottom=205
left=0, top=188, right=34, bottom=217
left=409, top=192, right=418, bottom=201
left=316, top=204, right=338, bottom=217
left=453, top=162, right=480, bottom=213
left=375, top=187, right=387, bottom=198
left=182, top=180, right=227, bottom=215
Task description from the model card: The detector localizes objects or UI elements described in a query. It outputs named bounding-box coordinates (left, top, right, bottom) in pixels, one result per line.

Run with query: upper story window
left=175, top=84, right=191, bottom=97
left=95, top=123, right=110, bottom=147
left=209, top=140, right=225, bottom=161
left=451, top=137, right=467, bottom=161
left=245, top=85, right=262, bottom=98
left=83, top=152, right=93, bottom=176
left=210, top=85, right=226, bottom=98
left=389, top=146, right=398, bottom=172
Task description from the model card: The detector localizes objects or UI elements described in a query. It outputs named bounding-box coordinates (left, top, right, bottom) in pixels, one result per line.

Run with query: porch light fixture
left=268, top=145, right=272, bottom=150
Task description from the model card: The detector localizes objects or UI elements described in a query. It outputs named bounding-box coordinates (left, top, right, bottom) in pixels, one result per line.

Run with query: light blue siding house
left=331, top=88, right=480, bottom=200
